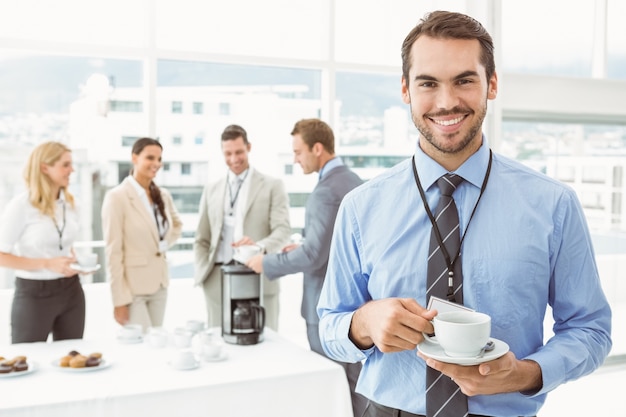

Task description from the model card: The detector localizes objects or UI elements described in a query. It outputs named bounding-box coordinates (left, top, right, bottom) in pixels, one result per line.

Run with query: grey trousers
left=11, top=276, right=85, bottom=344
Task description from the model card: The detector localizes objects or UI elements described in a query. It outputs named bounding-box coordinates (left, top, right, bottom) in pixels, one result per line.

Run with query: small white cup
left=186, top=319, right=205, bottom=333
left=77, top=253, right=98, bottom=268
left=202, top=341, right=224, bottom=360
left=173, top=327, right=194, bottom=348
left=147, top=327, right=168, bottom=348
left=425, top=311, right=491, bottom=357
left=172, top=349, right=197, bottom=369
left=118, top=324, right=143, bottom=340
left=233, top=245, right=262, bottom=263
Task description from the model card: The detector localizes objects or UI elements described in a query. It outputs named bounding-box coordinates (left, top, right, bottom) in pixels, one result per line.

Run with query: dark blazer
left=263, top=164, right=362, bottom=324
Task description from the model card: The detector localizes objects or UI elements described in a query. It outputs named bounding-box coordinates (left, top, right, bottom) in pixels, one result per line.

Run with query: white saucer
left=117, top=335, right=143, bottom=344
left=51, top=359, right=112, bottom=373
left=418, top=338, right=509, bottom=366
left=168, top=360, right=200, bottom=371
left=203, top=352, right=228, bottom=362
left=70, top=263, right=101, bottom=273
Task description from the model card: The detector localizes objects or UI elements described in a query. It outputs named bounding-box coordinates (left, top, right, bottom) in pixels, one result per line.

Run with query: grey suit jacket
left=263, top=165, right=362, bottom=324
left=194, top=168, right=291, bottom=296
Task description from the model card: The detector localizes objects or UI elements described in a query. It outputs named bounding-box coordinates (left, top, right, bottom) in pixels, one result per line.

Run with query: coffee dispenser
left=221, top=264, right=265, bottom=345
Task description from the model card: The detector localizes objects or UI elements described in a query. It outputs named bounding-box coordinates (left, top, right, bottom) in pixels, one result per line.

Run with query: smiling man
left=194, top=124, right=291, bottom=330
left=317, top=10, right=611, bottom=417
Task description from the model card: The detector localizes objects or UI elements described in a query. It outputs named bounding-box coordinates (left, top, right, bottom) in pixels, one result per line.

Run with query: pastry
left=69, top=355, right=88, bottom=368
left=0, top=363, right=12, bottom=373
left=13, top=360, right=28, bottom=372
left=2, top=358, right=16, bottom=367
left=59, top=355, right=72, bottom=367
left=59, top=350, right=104, bottom=368
left=85, top=356, right=101, bottom=367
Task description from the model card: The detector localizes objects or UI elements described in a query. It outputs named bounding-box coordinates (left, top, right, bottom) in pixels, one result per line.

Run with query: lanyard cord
left=412, top=150, right=493, bottom=277
left=52, top=200, right=66, bottom=251
left=153, top=204, right=168, bottom=241
left=228, top=170, right=249, bottom=213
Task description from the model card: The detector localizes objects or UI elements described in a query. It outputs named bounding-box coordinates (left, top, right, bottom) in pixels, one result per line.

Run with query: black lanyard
left=228, top=170, right=249, bottom=215
left=153, top=204, right=167, bottom=241
left=52, top=200, right=66, bottom=251
left=412, top=150, right=492, bottom=298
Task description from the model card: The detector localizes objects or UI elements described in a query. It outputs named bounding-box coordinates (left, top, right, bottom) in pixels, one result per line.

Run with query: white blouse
left=0, top=190, right=80, bottom=280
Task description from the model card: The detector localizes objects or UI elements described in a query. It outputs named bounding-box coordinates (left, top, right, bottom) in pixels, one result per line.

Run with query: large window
left=607, top=0, right=626, bottom=79
left=501, top=0, right=596, bottom=77
left=1, top=0, right=625, bottom=366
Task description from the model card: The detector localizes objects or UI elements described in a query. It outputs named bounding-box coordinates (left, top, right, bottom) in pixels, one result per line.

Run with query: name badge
left=224, top=214, right=236, bottom=227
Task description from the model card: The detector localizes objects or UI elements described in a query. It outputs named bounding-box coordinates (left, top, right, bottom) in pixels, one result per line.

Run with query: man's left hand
left=417, top=351, right=542, bottom=396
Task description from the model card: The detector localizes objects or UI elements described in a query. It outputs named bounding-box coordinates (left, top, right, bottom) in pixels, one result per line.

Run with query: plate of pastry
left=51, top=350, right=111, bottom=372
left=0, top=356, right=37, bottom=378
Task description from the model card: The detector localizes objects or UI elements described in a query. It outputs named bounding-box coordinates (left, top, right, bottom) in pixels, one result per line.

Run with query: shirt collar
left=319, top=157, right=343, bottom=180
left=228, top=167, right=251, bottom=183
left=127, top=175, right=147, bottom=197
left=57, top=189, right=67, bottom=203
left=414, top=135, right=491, bottom=190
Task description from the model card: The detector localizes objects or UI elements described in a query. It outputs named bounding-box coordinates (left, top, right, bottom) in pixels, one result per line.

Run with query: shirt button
left=156, top=252, right=161, bottom=257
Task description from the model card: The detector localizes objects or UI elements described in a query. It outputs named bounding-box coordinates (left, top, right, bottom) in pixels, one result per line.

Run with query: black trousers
left=11, top=276, right=85, bottom=343
left=362, top=400, right=536, bottom=417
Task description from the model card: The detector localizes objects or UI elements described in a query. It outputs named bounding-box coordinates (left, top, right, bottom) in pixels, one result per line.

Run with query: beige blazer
left=102, top=177, right=183, bottom=307
left=194, top=169, right=291, bottom=296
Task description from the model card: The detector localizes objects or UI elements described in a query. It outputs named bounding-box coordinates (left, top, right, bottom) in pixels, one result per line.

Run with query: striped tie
left=426, top=173, right=468, bottom=417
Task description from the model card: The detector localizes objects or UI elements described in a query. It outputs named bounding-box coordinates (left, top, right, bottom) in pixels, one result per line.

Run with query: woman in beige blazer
left=101, top=138, right=182, bottom=332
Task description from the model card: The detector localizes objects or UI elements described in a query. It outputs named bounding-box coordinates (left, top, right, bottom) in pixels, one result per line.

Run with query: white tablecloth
left=1, top=329, right=353, bottom=417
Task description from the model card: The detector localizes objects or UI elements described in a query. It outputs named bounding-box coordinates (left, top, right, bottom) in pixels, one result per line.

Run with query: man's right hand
left=349, top=298, right=436, bottom=352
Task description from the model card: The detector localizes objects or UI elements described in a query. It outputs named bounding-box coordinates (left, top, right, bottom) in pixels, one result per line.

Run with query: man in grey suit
left=246, top=118, right=367, bottom=417
left=194, top=124, right=291, bottom=331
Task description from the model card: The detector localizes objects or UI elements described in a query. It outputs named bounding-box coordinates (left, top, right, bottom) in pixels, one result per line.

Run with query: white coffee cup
left=186, top=319, right=205, bottom=333
left=233, top=245, right=262, bottom=263
left=202, top=341, right=224, bottom=360
left=77, top=253, right=98, bottom=268
left=147, top=327, right=168, bottom=348
left=425, top=311, right=491, bottom=357
left=172, top=349, right=197, bottom=369
left=173, top=327, right=194, bottom=348
left=118, top=323, right=143, bottom=340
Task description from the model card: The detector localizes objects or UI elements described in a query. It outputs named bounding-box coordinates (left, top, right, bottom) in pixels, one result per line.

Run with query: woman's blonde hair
left=23, top=141, right=75, bottom=217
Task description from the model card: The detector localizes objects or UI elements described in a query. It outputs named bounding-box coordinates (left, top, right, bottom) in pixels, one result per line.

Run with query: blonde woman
left=0, top=141, right=85, bottom=343
left=102, top=138, right=182, bottom=332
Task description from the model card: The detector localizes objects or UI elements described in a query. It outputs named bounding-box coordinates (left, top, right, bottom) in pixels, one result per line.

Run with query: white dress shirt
left=128, top=176, right=170, bottom=251
left=216, top=168, right=252, bottom=262
left=0, top=190, right=80, bottom=279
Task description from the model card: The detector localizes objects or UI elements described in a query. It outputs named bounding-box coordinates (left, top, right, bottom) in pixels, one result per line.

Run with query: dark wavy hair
left=131, top=137, right=167, bottom=228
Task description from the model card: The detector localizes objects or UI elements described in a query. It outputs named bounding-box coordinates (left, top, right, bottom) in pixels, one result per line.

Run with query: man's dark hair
left=221, top=124, right=249, bottom=144
left=401, top=10, right=495, bottom=86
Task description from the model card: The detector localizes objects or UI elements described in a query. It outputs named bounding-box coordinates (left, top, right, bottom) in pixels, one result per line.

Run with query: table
left=1, top=329, right=353, bottom=417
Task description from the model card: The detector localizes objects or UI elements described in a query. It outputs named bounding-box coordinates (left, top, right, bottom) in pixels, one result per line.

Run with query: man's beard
left=412, top=103, right=487, bottom=155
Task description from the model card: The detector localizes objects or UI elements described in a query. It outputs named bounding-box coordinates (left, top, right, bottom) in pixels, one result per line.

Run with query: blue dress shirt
left=319, top=156, right=343, bottom=180
left=317, top=139, right=612, bottom=416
